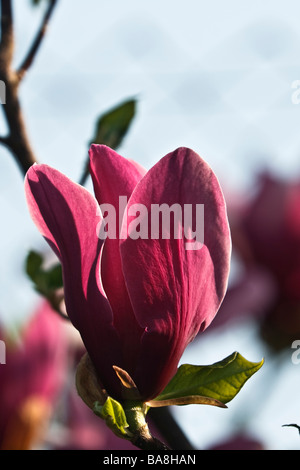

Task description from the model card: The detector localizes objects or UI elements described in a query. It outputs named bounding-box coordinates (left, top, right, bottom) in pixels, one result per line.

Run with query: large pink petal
left=89, top=145, right=146, bottom=372
left=25, top=164, right=123, bottom=397
left=89, top=145, right=146, bottom=209
left=120, top=147, right=231, bottom=399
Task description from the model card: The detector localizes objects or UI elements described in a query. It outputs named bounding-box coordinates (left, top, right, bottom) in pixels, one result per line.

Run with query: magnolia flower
left=232, top=173, right=300, bottom=302
left=0, top=301, right=68, bottom=449
left=226, top=173, right=300, bottom=347
left=25, top=146, right=231, bottom=402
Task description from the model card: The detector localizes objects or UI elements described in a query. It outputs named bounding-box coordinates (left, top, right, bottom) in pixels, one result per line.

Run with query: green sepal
left=93, top=397, right=132, bottom=439
left=149, top=352, right=264, bottom=407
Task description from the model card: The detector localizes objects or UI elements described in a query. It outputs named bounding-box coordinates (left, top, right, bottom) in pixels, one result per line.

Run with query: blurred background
left=1, top=0, right=300, bottom=450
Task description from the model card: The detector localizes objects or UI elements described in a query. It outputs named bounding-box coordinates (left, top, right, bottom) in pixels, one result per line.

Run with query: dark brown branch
left=0, top=80, right=38, bottom=174
left=0, top=135, right=10, bottom=145
left=17, top=0, right=58, bottom=82
left=149, top=407, right=196, bottom=450
left=131, top=429, right=170, bottom=451
left=0, top=0, right=14, bottom=69
left=0, top=0, right=37, bottom=174
left=0, top=0, right=58, bottom=175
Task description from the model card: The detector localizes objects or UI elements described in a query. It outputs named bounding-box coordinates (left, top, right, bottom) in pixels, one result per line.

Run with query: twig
left=131, top=431, right=170, bottom=451
left=17, top=0, right=58, bottom=82
left=0, top=0, right=14, bottom=68
left=0, top=0, right=58, bottom=175
left=0, top=0, right=36, bottom=174
left=149, top=407, right=196, bottom=450
left=0, top=135, right=10, bottom=146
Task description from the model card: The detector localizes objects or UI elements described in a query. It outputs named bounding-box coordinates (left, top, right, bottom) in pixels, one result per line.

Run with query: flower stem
left=124, top=403, right=170, bottom=450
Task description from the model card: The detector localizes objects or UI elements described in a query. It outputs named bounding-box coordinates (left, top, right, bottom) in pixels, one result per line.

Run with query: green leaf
left=26, top=250, right=43, bottom=280
left=31, top=0, right=47, bottom=5
left=93, top=397, right=131, bottom=439
left=25, top=249, right=63, bottom=305
left=150, top=352, right=264, bottom=407
left=90, top=98, right=136, bottom=149
left=79, top=98, right=137, bottom=186
left=43, top=263, right=63, bottom=290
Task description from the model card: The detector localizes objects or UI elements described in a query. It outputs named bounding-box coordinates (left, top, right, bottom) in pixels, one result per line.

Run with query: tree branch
left=149, top=407, right=196, bottom=450
left=17, top=0, right=58, bottom=82
left=1, top=82, right=38, bottom=174
left=0, top=0, right=14, bottom=70
left=0, top=0, right=58, bottom=175
left=0, top=135, right=10, bottom=145
left=131, top=430, right=170, bottom=451
left=0, top=0, right=36, bottom=174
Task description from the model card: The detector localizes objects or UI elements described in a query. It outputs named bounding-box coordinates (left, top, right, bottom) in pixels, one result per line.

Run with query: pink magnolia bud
left=25, top=146, right=231, bottom=401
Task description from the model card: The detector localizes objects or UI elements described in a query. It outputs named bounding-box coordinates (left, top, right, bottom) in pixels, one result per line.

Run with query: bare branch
left=0, top=135, right=10, bottom=146
left=17, top=0, right=58, bottom=82
left=149, top=407, right=196, bottom=450
left=0, top=0, right=14, bottom=71
left=0, top=0, right=38, bottom=174
left=0, top=80, right=38, bottom=174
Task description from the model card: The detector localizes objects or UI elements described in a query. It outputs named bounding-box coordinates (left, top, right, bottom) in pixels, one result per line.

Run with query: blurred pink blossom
left=215, top=172, right=300, bottom=349
left=0, top=301, right=69, bottom=449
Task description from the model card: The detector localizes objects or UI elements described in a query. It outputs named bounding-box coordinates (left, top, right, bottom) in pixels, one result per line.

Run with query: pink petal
left=120, top=147, right=231, bottom=399
left=25, top=164, right=123, bottom=396
left=89, top=145, right=146, bottom=372
left=89, top=145, right=146, bottom=208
